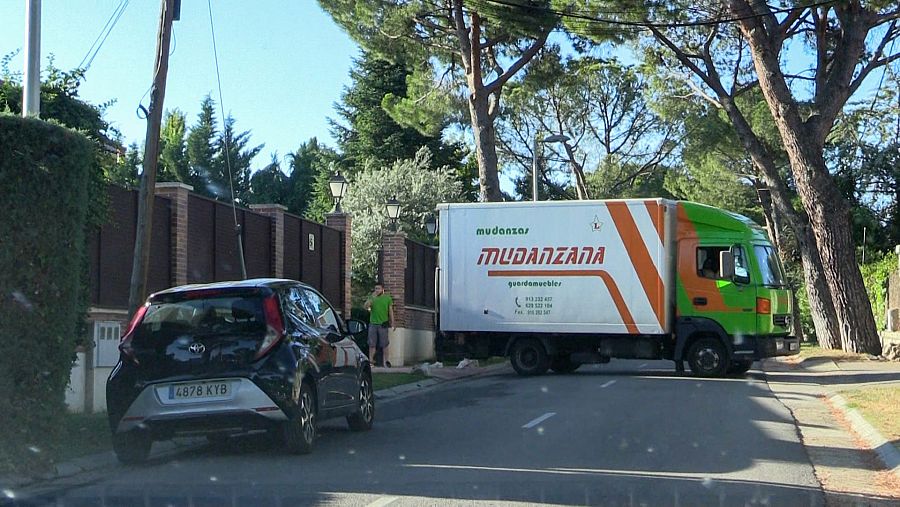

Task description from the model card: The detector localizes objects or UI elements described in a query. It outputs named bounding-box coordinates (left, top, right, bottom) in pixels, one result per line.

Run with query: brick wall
left=325, top=212, right=352, bottom=317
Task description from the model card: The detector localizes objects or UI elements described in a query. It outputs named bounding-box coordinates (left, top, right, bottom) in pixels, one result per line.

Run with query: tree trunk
left=796, top=224, right=843, bottom=349
left=791, top=148, right=880, bottom=353
left=468, top=91, right=503, bottom=202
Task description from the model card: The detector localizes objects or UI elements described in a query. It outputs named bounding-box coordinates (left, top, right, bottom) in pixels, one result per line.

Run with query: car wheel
left=112, top=430, right=152, bottom=465
left=687, top=336, right=729, bottom=378
left=283, top=382, right=316, bottom=454
left=550, top=355, right=581, bottom=374
left=510, top=338, right=550, bottom=376
left=347, top=373, right=375, bottom=431
left=727, top=360, right=753, bottom=376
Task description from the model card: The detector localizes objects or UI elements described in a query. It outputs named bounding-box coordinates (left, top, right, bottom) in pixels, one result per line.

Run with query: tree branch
left=451, top=0, right=472, bottom=72
left=484, top=31, right=549, bottom=94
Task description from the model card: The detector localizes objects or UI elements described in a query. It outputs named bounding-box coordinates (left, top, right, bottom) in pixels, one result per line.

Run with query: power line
left=207, top=0, right=247, bottom=280
left=481, top=0, right=838, bottom=31
left=79, top=0, right=131, bottom=71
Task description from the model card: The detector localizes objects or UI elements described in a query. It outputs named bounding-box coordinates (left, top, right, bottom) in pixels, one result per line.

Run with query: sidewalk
left=762, top=356, right=900, bottom=505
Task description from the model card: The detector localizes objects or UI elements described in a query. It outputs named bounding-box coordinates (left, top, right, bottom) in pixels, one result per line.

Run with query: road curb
left=374, top=362, right=509, bottom=401
left=828, top=394, right=900, bottom=479
left=0, top=437, right=205, bottom=496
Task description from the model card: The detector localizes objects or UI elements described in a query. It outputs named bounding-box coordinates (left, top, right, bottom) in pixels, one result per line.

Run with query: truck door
left=678, top=243, right=757, bottom=341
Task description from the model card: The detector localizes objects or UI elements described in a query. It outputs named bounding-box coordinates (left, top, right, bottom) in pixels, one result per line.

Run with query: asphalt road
left=16, top=360, right=824, bottom=506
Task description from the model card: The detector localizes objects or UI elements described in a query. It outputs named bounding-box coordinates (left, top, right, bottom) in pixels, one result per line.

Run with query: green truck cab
left=673, top=202, right=799, bottom=376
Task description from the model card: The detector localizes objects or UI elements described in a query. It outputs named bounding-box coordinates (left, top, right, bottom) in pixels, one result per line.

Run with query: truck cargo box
left=438, top=200, right=675, bottom=336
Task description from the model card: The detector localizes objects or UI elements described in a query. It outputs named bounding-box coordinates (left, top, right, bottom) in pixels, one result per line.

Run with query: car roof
left=150, top=278, right=310, bottom=298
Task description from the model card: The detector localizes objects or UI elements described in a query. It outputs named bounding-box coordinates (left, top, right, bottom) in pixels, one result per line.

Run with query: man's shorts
left=367, top=323, right=390, bottom=348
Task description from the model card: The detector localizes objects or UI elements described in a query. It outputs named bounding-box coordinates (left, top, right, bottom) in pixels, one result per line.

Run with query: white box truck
left=435, top=199, right=799, bottom=377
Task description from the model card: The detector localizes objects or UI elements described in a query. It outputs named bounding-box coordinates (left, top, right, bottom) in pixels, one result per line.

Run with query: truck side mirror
left=719, top=251, right=735, bottom=280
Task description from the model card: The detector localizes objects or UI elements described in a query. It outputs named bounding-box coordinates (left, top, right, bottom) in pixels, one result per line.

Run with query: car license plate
left=167, top=381, right=231, bottom=401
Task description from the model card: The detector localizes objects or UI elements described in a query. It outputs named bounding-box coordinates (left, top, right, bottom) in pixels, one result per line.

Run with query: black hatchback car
left=106, top=279, right=374, bottom=463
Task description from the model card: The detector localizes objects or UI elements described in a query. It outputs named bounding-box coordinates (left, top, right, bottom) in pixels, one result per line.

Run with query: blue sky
left=0, top=1, right=360, bottom=168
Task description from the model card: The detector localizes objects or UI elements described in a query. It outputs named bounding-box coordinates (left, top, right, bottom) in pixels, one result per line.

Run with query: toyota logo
left=188, top=343, right=206, bottom=355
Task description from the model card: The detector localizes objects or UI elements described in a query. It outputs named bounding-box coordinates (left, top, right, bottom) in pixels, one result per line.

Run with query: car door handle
left=692, top=297, right=707, bottom=306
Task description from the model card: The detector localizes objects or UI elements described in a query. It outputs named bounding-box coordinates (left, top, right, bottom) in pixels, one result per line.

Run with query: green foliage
left=186, top=96, right=262, bottom=203
left=343, top=147, right=463, bottom=288
left=333, top=51, right=465, bottom=173
left=159, top=109, right=190, bottom=183
left=0, top=116, right=94, bottom=475
left=860, top=252, right=898, bottom=330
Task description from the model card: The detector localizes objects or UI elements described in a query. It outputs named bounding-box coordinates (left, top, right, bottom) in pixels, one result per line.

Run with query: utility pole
left=128, top=0, right=177, bottom=316
left=22, top=0, right=41, bottom=117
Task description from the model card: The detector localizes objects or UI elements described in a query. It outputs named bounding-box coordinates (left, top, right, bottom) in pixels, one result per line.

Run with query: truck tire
left=686, top=336, right=729, bottom=378
left=550, top=355, right=581, bottom=374
left=727, top=360, right=753, bottom=376
left=510, top=338, right=550, bottom=376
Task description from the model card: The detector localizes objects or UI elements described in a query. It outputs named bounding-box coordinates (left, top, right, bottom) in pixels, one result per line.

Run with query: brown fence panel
left=242, top=209, right=272, bottom=278
left=147, top=195, right=171, bottom=294
left=187, top=196, right=215, bottom=283
left=321, top=227, right=343, bottom=311
left=214, top=201, right=244, bottom=281
left=283, top=214, right=302, bottom=281
left=301, top=220, right=323, bottom=291
left=405, top=239, right=436, bottom=308
left=88, top=186, right=171, bottom=309
left=94, top=186, right=135, bottom=308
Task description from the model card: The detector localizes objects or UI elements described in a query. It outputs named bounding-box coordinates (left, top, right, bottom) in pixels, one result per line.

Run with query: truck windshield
left=753, top=245, right=787, bottom=287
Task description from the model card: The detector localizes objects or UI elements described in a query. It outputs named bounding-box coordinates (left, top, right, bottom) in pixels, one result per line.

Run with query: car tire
left=347, top=373, right=375, bottom=432
left=549, top=355, right=581, bottom=374
left=510, top=338, right=550, bottom=376
left=112, top=430, right=152, bottom=465
left=727, top=360, right=753, bottom=376
left=687, top=336, right=730, bottom=378
left=283, top=382, right=316, bottom=454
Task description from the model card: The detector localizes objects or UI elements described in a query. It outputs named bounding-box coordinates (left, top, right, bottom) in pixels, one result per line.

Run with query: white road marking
left=366, top=495, right=400, bottom=507
left=601, top=380, right=617, bottom=388
left=639, top=363, right=648, bottom=368
left=522, top=412, right=556, bottom=429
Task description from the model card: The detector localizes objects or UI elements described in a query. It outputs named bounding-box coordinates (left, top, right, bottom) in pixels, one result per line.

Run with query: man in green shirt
left=364, top=283, right=395, bottom=367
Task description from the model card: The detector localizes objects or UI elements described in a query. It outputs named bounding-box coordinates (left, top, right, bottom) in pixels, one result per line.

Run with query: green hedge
left=861, top=251, right=898, bottom=331
left=0, top=115, right=94, bottom=474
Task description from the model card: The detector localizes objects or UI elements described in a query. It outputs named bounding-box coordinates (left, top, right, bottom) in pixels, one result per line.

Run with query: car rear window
left=133, top=296, right=266, bottom=346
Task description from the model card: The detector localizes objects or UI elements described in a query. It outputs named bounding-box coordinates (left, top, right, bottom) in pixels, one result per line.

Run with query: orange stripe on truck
left=644, top=200, right=664, bottom=243
left=606, top=202, right=666, bottom=330
left=487, top=269, right=639, bottom=334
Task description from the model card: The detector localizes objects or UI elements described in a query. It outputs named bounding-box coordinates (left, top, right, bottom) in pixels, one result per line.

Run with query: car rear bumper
left=115, top=377, right=288, bottom=435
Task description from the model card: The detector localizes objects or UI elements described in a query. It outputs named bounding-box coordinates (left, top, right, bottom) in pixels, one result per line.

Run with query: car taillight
left=756, top=297, right=772, bottom=315
left=119, top=303, right=149, bottom=365
left=255, top=294, right=285, bottom=360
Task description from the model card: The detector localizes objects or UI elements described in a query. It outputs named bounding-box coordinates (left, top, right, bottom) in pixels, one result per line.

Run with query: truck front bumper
left=732, top=335, right=800, bottom=360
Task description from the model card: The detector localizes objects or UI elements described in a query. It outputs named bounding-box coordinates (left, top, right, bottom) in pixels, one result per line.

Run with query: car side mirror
left=346, top=319, right=367, bottom=335
left=719, top=251, right=735, bottom=280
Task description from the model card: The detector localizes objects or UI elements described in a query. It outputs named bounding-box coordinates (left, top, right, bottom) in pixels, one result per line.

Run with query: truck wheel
left=686, top=336, right=729, bottom=378
left=510, top=338, right=550, bottom=376
left=727, top=360, right=753, bottom=376
left=550, top=355, right=581, bottom=374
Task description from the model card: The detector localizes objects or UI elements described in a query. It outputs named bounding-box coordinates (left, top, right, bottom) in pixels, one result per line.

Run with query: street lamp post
left=385, top=196, right=401, bottom=231
left=328, top=172, right=349, bottom=213
left=532, top=134, right=571, bottom=201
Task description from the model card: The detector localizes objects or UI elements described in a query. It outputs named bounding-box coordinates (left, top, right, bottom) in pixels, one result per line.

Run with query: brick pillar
left=155, top=182, right=192, bottom=287
left=380, top=231, right=408, bottom=328
left=325, top=212, right=353, bottom=317
left=250, top=204, right=287, bottom=278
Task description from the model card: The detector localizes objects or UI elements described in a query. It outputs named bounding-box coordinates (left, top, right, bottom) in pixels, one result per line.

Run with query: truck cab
left=672, top=202, right=798, bottom=376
